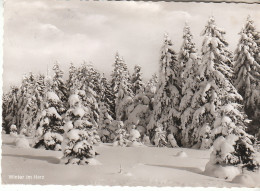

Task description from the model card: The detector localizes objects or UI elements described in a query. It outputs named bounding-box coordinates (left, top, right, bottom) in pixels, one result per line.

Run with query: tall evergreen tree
left=18, top=73, right=39, bottom=135
left=178, top=23, right=201, bottom=147
left=3, top=86, right=19, bottom=134
left=131, top=65, right=145, bottom=95
left=188, top=17, right=252, bottom=151
left=147, top=34, right=181, bottom=146
left=115, top=73, right=134, bottom=121
left=111, top=53, right=132, bottom=118
left=61, top=94, right=100, bottom=165
left=34, top=91, right=65, bottom=150
left=233, top=16, right=260, bottom=139
left=100, top=73, right=115, bottom=118
left=76, top=64, right=100, bottom=127
left=52, top=62, right=68, bottom=104
left=67, top=63, right=78, bottom=95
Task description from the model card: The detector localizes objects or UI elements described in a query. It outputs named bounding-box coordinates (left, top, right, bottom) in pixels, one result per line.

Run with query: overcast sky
left=3, top=0, right=260, bottom=92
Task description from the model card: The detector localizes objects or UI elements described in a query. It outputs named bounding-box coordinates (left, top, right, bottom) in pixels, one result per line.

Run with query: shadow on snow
left=3, top=154, right=60, bottom=164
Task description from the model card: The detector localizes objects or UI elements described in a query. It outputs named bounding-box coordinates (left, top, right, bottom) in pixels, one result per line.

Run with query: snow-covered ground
left=1, top=134, right=259, bottom=187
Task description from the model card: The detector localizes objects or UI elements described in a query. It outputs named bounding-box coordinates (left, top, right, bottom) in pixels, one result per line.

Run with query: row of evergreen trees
left=2, top=16, right=260, bottom=168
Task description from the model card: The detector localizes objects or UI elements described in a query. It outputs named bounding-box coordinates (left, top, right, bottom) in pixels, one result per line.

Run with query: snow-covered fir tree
left=67, top=63, right=79, bottom=94
left=188, top=17, right=251, bottom=150
left=62, top=94, right=99, bottom=165
left=206, top=133, right=260, bottom=173
left=17, top=73, right=40, bottom=136
left=112, top=121, right=129, bottom=147
left=131, top=65, right=145, bottom=94
left=178, top=23, right=201, bottom=147
left=98, top=101, right=113, bottom=143
left=99, top=73, right=115, bottom=118
left=111, top=52, right=132, bottom=118
left=76, top=64, right=100, bottom=127
left=115, top=77, right=134, bottom=121
left=125, top=91, right=151, bottom=139
left=233, top=16, right=260, bottom=139
left=52, top=62, right=68, bottom=104
left=3, top=86, right=19, bottom=134
left=147, top=33, right=181, bottom=147
left=34, top=91, right=65, bottom=150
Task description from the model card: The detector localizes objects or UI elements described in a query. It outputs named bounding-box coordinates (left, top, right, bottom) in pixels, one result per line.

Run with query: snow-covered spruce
left=34, top=91, right=65, bottom=151
left=115, top=79, right=134, bottom=121
left=178, top=23, right=201, bottom=147
left=112, top=122, right=129, bottom=147
left=187, top=17, right=246, bottom=149
left=147, top=33, right=181, bottom=147
left=18, top=73, right=39, bottom=136
left=111, top=53, right=133, bottom=121
left=52, top=62, right=68, bottom=104
left=2, top=87, right=19, bottom=134
left=75, top=64, right=100, bottom=127
left=205, top=133, right=260, bottom=179
left=62, top=94, right=100, bottom=165
left=18, top=73, right=47, bottom=136
left=99, top=73, right=115, bottom=119
left=125, top=92, right=151, bottom=137
left=131, top=65, right=145, bottom=95
left=98, top=101, right=113, bottom=143
left=233, top=16, right=260, bottom=140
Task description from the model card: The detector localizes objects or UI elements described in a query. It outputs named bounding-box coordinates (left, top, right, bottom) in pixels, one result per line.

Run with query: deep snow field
left=1, top=134, right=259, bottom=187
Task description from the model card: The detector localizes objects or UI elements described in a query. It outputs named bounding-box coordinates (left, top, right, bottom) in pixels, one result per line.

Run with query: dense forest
left=2, top=16, right=260, bottom=168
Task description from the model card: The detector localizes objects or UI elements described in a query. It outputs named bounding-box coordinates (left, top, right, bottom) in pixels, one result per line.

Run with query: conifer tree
left=131, top=65, right=145, bottom=95
left=17, top=73, right=39, bottom=136
left=100, top=74, right=115, bottom=119
left=233, top=16, right=260, bottom=139
left=98, top=101, right=113, bottom=143
left=115, top=75, right=134, bottom=121
left=189, top=17, right=253, bottom=152
left=76, top=64, right=100, bottom=127
left=178, top=23, right=201, bottom=147
left=111, top=53, right=132, bottom=118
left=147, top=34, right=181, bottom=146
left=34, top=91, right=65, bottom=150
left=67, top=63, right=78, bottom=94
left=3, top=86, right=19, bottom=134
left=52, top=62, right=68, bottom=104
left=62, top=94, right=99, bottom=165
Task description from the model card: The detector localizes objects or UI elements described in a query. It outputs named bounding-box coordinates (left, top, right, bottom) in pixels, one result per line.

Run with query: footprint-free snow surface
left=1, top=134, right=259, bottom=187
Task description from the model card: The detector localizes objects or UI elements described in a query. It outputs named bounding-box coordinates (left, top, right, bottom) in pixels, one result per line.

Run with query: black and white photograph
left=1, top=0, right=260, bottom=188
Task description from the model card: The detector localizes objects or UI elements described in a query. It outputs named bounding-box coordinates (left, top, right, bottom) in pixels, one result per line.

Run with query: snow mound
left=86, top=158, right=102, bottom=165
left=143, top=135, right=151, bottom=146
left=204, top=162, right=241, bottom=180
left=127, top=141, right=143, bottom=147
left=10, top=132, right=18, bottom=137
left=15, top=137, right=30, bottom=148
left=176, top=151, right=188, bottom=158
left=231, top=174, right=256, bottom=187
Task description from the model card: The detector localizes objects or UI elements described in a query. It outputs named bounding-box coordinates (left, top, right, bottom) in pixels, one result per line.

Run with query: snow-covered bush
left=10, top=124, right=18, bottom=137
left=62, top=94, right=100, bottom=165
left=34, top=91, right=65, bottom=151
left=152, top=123, right=167, bottom=147
left=205, top=133, right=260, bottom=178
left=112, top=122, right=129, bottom=147
left=127, top=125, right=143, bottom=147
left=15, top=137, right=30, bottom=148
